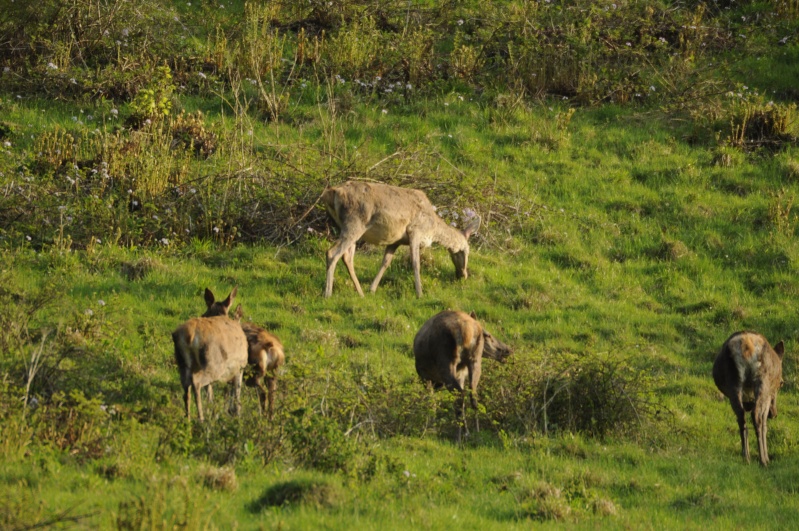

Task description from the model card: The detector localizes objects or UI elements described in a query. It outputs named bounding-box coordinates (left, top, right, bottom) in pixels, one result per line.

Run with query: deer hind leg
left=193, top=382, right=205, bottom=423
left=228, top=371, right=243, bottom=417
left=729, top=393, right=749, bottom=463
left=183, top=385, right=192, bottom=421
left=370, top=243, right=399, bottom=293
left=753, top=390, right=772, bottom=466
left=266, top=376, right=278, bottom=419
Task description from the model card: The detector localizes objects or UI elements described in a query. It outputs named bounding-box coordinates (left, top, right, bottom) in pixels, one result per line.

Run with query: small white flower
left=3, top=141, right=10, bottom=148
left=198, top=72, right=207, bottom=79
left=649, top=86, right=656, bottom=91
left=3, top=67, right=10, bottom=73
left=213, top=226, right=220, bottom=233
left=122, top=28, right=130, bottom=37
left=132, top=200, right=139, bottom=206
left=626, top=42, right=631, bottom=47
left=382, top=109, right=388, bottom=115
left=403, top=470, right=411, bottom=477
left=110, top=108, right=118, bottom=116
left=190, top=188, right=197, bottom=194
left=98, top=299, right=106, bottom=306
left=85, top=308, right=94, bottom=316
left=153, top=215, right=159, bottom=220
left=70, top=78, right=77, bottom=84
left=144, top=119, right=151, bottom=125
left=26, top=235, right=31, bottom=241
left=47, top=62, right=58, bottom=70
left=406, top=83, right=412, bottom=89
left=457, top=19, right=464, bottom=25
left=161, top=237, right=169, bottom=245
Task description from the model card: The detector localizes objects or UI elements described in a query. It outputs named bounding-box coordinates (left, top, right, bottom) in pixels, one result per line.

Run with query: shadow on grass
left=247, top=478, right=340, bottom=513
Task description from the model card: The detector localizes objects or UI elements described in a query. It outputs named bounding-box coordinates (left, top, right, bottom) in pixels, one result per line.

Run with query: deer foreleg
left=468, top=361, right=482, bottom=434
left=370, top=243, right=399, bottom=293
left=325, top=233, right=363, bottom=297
left=341, top=243, right=365, bottom=296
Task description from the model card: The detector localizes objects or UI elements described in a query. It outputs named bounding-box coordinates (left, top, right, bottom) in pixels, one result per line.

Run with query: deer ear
left=470, top=310, right=477, bottom=320
left=774, top=340, right=785, bottom=358
left=233, top=304, right=243, bottom=321
left=463, top=216, right=481, bottom=239
left=204, top=288, right=215, bottom=308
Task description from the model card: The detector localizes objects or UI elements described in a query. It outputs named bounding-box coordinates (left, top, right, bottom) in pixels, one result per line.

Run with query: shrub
left=481, top=351, right=664, bottom=439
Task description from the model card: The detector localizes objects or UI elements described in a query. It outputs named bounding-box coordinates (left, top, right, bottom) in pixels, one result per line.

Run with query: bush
left=481, top=351, right=664, bottom=439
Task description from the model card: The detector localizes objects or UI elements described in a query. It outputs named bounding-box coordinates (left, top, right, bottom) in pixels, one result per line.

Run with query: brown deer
left=201, top=288, right=286, bottom=419
left=172, top=288, right=248, bottom=422
left=413, top=310, right=512, bottom=442
left=713, top=331, right=786, bottom=466
left=232, top=306, right=285, bottom=419
left=322, top=181, right=481, bottom=298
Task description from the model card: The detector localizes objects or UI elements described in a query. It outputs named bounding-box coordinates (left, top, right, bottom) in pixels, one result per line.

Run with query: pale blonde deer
left=322, top=181, right=481, bottom=298
left=713, top=331, right=786, bottom=466
left=413, top=310, right=512, bottom=442
left=172, top=288, right=248, bottom=422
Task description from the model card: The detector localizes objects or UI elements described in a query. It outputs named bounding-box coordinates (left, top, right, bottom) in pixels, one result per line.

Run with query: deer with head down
left=201, top=288, right=285, bottom=419
left=413, top=310, right=512, bottom=442
left=322, top=181, right=481, bottom=298
left=232, top=306, right=285, bottom=419
left=172, top=287, right=248, bottom=422
left=713, top=331, right=786, bottom=466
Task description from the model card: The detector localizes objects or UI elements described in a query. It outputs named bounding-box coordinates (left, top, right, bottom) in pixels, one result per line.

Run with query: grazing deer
left=232, top=306, right=285, bottom=419
left=413, top=310, right=512, bottom=442
left=172, top=288, right=248, bottom=422
left=202, top=289, right=286, bottom=419
left=322, top=181, right=481, bottom=298
left=713, top=331, right=786, bottom=466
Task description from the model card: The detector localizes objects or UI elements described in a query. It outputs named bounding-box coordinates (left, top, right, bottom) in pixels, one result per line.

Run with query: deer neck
left=432, top=218, right=467, bottom=252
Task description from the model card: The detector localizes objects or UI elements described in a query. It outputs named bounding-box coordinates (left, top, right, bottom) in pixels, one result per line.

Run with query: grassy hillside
left=3, top=0, right=799, bottom=528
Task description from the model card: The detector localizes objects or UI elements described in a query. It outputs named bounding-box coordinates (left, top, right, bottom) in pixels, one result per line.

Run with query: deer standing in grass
left=233, top=306, right=285, bottom=419
left=414, top=310, right=512, bottom=442
left=201, top=288, right=286, bottom=419
left=713, top=331, right=786, bottom=466
left=172, top=287, right=247, bottom=422
left=322, top=181, right=481, bottom=298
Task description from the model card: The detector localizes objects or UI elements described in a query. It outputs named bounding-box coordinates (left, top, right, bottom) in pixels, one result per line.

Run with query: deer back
left=413, top=311, right=486, bottom=385
left=713, top=331, right=784, bottom=413
left=324, top=181, right=443, bottom=246
left=172, top=315, right=248, bottom=388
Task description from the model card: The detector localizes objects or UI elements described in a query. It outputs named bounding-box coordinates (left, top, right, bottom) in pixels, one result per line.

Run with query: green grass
left=3, top=2, right=799, bottom=527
